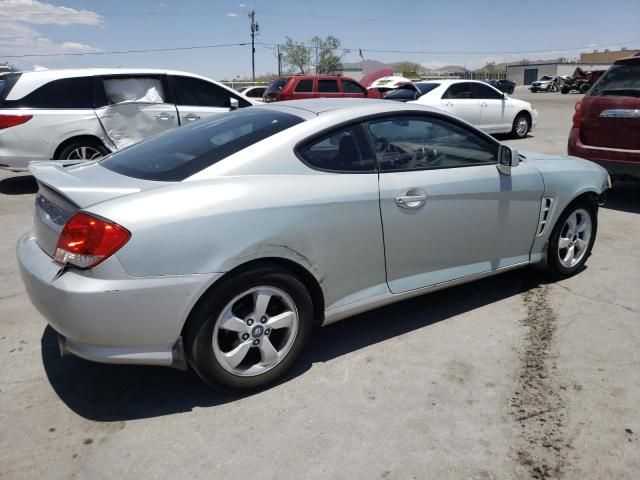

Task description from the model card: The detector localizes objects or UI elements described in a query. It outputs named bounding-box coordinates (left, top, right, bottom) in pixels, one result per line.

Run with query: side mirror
left=229, top=97, right=239, bottom=111
left=497, top=145, right=519, bottom=175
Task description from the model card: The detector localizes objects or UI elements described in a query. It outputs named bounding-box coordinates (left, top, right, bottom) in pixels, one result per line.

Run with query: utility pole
left=277, top=44, right=282, bottom=76
left=248, top=10, right=259, bottom=81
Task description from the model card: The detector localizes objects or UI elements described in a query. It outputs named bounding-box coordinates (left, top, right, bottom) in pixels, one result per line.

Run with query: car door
left=472, top=82, right=510, bottom=132
left=171, top=75, right=249, bottom=124
left=94, top=74, right=179, bottom=150
left=366, top=114, right=543, bottom=294
left=440, top=82, right=481, bottom=126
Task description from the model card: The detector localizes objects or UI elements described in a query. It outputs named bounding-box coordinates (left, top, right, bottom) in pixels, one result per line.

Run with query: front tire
left=546, top=199, right=597, bottom=278
left=184, top=266, right=314, bottom=391
left=511, top=112, right=530, bottom=139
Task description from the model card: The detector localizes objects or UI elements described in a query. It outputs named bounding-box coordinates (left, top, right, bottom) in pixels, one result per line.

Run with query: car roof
left=420, top=79, right=493, bottom=85
left=6, top=68, right=234, bottom=100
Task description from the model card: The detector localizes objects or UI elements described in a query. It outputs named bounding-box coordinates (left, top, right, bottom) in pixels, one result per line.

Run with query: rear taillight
left=54, top=212, right=130, bottom=269
left=0, top=114, right=33, bottom=130
left=572, top=99, right=583, bottom=128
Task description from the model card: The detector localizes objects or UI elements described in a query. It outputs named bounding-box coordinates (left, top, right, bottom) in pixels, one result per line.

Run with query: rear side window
left=342, top=80, right=365, bottom=94
left=298, top=126, right=375, bottom=172
left=100, top=109, right=304, bottom=181
left=590, top=64, right=640, bottom=97
left=2, top=77, right=93, bottom=109
left=294, top=79, right=313, bottom=92
left=318, top=79, right=339, bottom=93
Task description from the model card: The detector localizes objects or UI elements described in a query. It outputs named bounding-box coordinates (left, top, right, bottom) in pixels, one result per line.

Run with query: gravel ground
left=1, top=91, right=638, bottom=480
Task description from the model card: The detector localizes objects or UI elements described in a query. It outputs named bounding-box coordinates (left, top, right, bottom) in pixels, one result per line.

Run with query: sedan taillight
left=54, top=212, right=130, bottom=269
left=572, top=99, right=583, bottom=128
left=0, top=114, right=33, bottom=130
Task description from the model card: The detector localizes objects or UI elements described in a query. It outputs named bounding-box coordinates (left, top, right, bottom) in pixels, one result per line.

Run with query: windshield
left=539, top=76, right=554, bottom=81
left=100, top=108, right=304, bottom=181
left=265, top=78, right=288, bottom=94
left=590, top=64, right=640, bottom=97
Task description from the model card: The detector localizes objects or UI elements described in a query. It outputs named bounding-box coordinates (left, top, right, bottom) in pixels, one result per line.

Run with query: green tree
left=310, top=35, right=347, bottom=74
left=394, top=61, right=423, bottom=78
left=281, top=37, right=311, bottom=74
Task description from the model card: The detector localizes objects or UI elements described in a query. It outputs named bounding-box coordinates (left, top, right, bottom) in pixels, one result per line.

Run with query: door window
left=298, top=126, right=375, bottom=172
left=342, top=80, right=366, bottom=94
left=471, top=83, right=503, bottom=99
left=318, top=79, right=339, bottom=93
left=294, top=79, right=313, bottom=92
left=174, top=76, right=247, bottom=107
left=442, top=82, right=473, bottom=99
left=366, top=116, right=498, bottom=171
left=103, top=77, right=166, bottom=105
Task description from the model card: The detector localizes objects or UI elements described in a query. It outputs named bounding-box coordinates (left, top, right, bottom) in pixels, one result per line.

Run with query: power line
left=2, top=42, right=249, bottom=59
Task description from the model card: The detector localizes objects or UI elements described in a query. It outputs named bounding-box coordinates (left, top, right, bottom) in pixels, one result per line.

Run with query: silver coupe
left=18, top=99, right=609, bottom=391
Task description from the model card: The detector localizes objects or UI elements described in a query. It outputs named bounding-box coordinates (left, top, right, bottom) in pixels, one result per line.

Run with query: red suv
left=263, top=75, right=378, bottom=102
left=568, top=53, right=640, bottom=181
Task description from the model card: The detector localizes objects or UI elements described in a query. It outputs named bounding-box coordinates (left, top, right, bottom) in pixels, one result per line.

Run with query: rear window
left=590, top=64, right=640, bottom=97
left=0, top=73, right=22, bottom=105
left=415, top=83, right=440, bottom=95
left=2, top=77, right=93, bottom=109
left=100, top=108, right=304, bottom=181
left=383, top=87, right=418, bottom=102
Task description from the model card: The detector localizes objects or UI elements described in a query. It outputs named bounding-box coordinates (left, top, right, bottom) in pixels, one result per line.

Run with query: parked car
left=367, top=75, right=412, bottom=97
left=0, top=68, right=254, bottom=172
left=568, top=53, right=640, bottom=181
left=486, top=79, right=515, bottom=94
left=530, top=75, right=561, bottom=92
left=18, top=99, right=609, bottom=391
left=262, top=75, right=375, bottom=102
left=560, top=68, right=606, bottom=94
left=238, top=85, right=267, bottom=102
left=408, top=80, right=537, bottom=138
left=382, top=82, right=440, bottom=102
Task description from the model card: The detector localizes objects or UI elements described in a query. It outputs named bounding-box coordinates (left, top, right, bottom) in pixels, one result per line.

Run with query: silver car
left=18, top=99, right=609, bottom=391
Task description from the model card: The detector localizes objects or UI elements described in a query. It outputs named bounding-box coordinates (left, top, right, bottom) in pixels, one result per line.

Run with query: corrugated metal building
left=506, top=62, right=611, bottom=85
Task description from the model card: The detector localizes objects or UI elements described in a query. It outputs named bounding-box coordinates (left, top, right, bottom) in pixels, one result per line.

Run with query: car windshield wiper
left=602, top=88, right=640, bottom=98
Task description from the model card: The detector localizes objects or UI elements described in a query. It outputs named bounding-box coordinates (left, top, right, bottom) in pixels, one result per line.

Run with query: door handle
left=444, top=102, right=454, bottom=107
left=395, top=188, right=427, bottom=209
left=155, top=113, right=174, bottom=121
left=183, top=113, right=201, bottom=122
left=480, top=102, right=488, bottom=107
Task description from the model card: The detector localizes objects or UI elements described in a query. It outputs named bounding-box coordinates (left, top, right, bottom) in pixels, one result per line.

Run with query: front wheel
left=546, top=199, right=597, bottom=278
left=184, top=266, right=314, bottom=391
left=579, top=83, right=591, bottom=94
left=511, top=112, right=530, bottom=139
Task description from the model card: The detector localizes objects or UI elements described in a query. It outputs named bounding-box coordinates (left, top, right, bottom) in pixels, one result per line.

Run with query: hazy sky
left=1, top=0, right=639, bottom=79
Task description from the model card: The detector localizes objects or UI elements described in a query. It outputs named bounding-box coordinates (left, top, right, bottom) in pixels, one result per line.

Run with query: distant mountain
left=431, top=65, right=468, bottom=73
left=342, top=59, right=390, bottom=73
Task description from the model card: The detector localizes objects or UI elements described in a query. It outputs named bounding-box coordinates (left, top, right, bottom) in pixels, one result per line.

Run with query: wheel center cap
left=252, top=325, right=264, bottom=337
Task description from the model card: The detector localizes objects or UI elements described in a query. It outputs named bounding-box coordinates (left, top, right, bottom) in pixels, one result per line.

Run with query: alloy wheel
left=516, top=116, right=529, bottom=136
left=557, top=208, right=592, bottom=268
left=66, top=146, right=104, bottom=160
left=212, top=286, right=299, bottom=377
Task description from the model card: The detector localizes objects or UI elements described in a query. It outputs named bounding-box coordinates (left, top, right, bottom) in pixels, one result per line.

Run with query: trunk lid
left=30, top=160, right=165, bottom=257
left=579, top=62, right=640, bottom=150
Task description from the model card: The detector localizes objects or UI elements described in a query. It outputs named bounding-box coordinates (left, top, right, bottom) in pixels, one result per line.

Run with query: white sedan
left=409, top=80, right=537, bottom=138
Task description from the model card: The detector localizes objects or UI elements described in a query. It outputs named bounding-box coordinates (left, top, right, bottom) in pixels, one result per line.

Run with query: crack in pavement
left=510, top=284, right=571, bottom=480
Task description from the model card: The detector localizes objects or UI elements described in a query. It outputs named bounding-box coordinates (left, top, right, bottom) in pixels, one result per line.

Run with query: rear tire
left=579, top=83, right=591, bottom=94
left=546, top=198, right=597, bottom=278
left=184, top=266, right=314, bottom=392
left=57, top=139, right=109, bottom=161
left=511, top=112, right=530, bottom=139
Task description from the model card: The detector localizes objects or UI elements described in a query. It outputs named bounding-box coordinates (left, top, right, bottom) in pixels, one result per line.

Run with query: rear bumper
left=568, top=127, right=640, bottom=179
left=17, top=231, right=222, bottom=367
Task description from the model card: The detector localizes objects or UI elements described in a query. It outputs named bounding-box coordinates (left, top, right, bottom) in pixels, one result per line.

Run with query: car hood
left=520, top=151, right=608, bottom=177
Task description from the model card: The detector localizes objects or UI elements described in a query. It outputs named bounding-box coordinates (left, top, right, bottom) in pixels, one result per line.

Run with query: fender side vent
left=536, top=197, right=553, bottom=236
